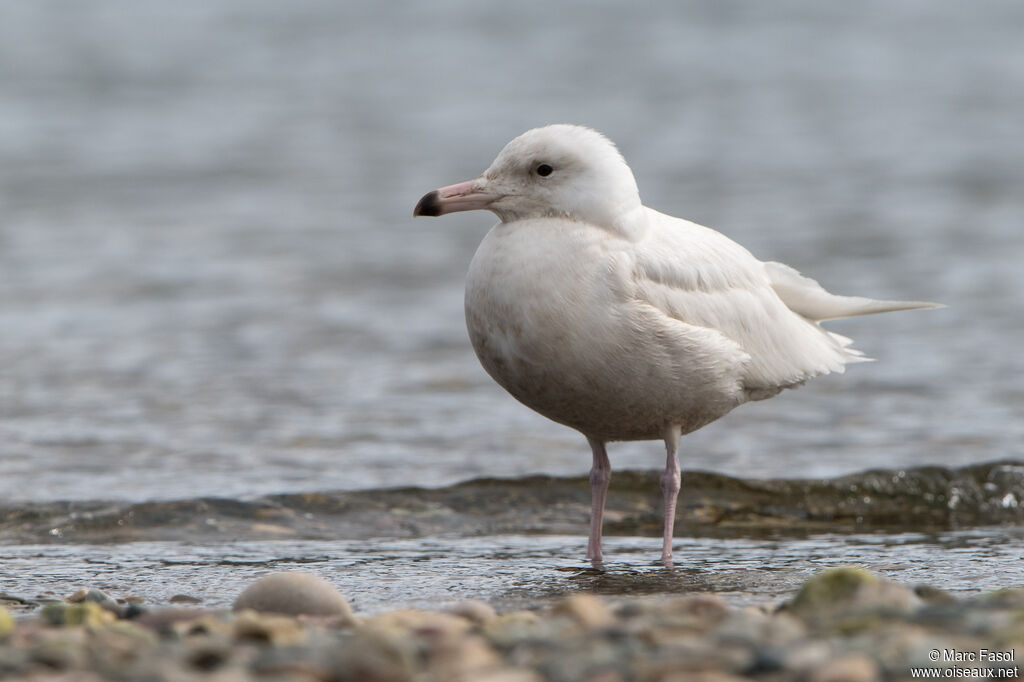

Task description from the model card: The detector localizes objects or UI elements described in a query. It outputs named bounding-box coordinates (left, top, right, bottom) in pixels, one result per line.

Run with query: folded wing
left=764, top=261, right=943, bottom=322
left=631, top=211, right=938, bottom=398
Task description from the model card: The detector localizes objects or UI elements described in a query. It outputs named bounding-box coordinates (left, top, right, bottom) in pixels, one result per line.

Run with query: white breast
left=464, top=217, right=751, bottom=441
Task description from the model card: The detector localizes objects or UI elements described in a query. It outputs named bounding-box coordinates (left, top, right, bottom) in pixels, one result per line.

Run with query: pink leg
left=586, top=437, right=611, bottom=567
left=660, top=425, right=682, bottom=567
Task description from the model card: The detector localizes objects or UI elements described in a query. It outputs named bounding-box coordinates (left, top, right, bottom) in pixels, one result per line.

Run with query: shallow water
left=4, top=528, right=1023, bottom=615
left=1, top=1, right=1023, bottom=610
left=1, top=1, right=1022, bottom=504
left=1, top=463, right=1021, bottom=612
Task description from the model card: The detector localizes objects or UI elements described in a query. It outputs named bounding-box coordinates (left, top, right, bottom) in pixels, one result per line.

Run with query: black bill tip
left=413, top=190, right=441, bottom=217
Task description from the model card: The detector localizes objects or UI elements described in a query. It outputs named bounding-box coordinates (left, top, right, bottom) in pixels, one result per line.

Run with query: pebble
left=779, top=640, right=834, bottom=673
left=662, top=674, right=749, bottom=682
left=67, top=588, right=124, bottom=617
left=362, top=609, right=472, bottom=640
left=473, top=669, right=546, bottom=682
left=232, top=571, right=355, bottom=624
left=449, top=599, right=498, bottom=625
left=552, top=593, right=615, bottom=629
left=29, top=632, right=88, bottom=670
left=809, top=653, right=881, bottom=682
left=786, top=566, right=921, bottom=620
left=0, top=570, right=1020, bottom=681
left=0, top=607, right=13, bottom=638
left=430, top=633, right=501, bottom=680
left=981, top=587, right=1024, bottom=608
left=787, top=566, right=879, bottom=611
left=483, top=610, right=543, bottom=646
left=661, top=593, right=731, bottom=631
left=717, top=608, right=805, bottom=649
left=133, top=608, right=217, bottom=635
left=0, top=594, right=37, bottom=611
left=326, top=627, right=416, bottom=682
left=913, top=584, right=957, bottom=605
left=233, top=610, right=307, bottom=646
left=184, top=637, right=232, bottom=672
left=40, top=602, right=116, bottom=628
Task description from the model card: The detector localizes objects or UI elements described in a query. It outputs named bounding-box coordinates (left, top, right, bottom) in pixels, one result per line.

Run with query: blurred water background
left=1, top=1, right=1022, bottom=609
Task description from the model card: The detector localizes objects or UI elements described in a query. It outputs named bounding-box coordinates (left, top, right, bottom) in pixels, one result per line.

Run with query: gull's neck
left=609, top=203, right=649, bottom=242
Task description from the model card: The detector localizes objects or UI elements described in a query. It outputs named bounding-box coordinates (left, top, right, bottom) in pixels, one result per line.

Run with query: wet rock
left=67, top=588, right=124, bottom=617
left=169, top=594, right=203, bottom=605
left=233, top=571, right=355, bottom=623
left=7, top=461, right=1024, bottom=546
left=786, top=567, right=920, bottom=618
left=40, top=601, right=116, bottom=628
left=913, top=584, right=958, bottom=605
left=0, top=606, right=13, bottom=638
left=788, top=567, right=878, bottom=611
left=0, top=593, right=37, bottom=610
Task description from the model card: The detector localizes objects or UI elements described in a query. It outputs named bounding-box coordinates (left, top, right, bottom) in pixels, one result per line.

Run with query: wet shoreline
left=2, top=461, right=1021, bottom=622
left=4, top=461, right=1022, bottom=546
left=2, top=568, right=1023, bottom=681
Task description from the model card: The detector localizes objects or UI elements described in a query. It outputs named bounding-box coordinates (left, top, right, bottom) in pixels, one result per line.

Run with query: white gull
left=414, top=124, right=941, bottom=567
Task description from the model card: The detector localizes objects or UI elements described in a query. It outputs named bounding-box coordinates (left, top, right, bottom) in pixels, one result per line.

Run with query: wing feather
left=764, top=261, right=943, bottom=321
left=632, top=211, right=862, bottom=395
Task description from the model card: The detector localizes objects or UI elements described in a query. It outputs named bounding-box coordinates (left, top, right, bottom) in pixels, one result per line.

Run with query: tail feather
left=826, top=330, right=872, bottom=362
left=765, top=261, right=944, bottom=323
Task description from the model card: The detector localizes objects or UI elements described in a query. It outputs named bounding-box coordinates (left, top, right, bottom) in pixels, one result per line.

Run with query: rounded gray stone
left=233, top=572, right=355, bottom=621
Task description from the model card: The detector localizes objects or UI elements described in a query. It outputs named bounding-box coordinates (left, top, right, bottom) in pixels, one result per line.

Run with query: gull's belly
left=464, top=221, right=745, bottom=441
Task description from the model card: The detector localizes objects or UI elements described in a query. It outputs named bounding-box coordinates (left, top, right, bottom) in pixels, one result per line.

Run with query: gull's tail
left=764, top=261, right=944, bottom=323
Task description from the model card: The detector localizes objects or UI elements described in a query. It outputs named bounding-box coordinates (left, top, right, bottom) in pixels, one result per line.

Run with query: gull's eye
left=536, top=163, right=553, bottom=177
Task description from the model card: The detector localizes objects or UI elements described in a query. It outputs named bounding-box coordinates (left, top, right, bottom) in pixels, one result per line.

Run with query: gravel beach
left=1, top=567, right=1021, bottom=681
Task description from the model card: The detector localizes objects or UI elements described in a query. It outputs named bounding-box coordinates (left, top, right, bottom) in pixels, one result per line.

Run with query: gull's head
left=414, top=125, right=641, bottom=230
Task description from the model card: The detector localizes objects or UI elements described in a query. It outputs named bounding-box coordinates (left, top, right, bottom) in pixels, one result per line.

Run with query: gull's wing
left=764, top=261, right=943, bottom=322
left=630, top=210, right=867, bottom=396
